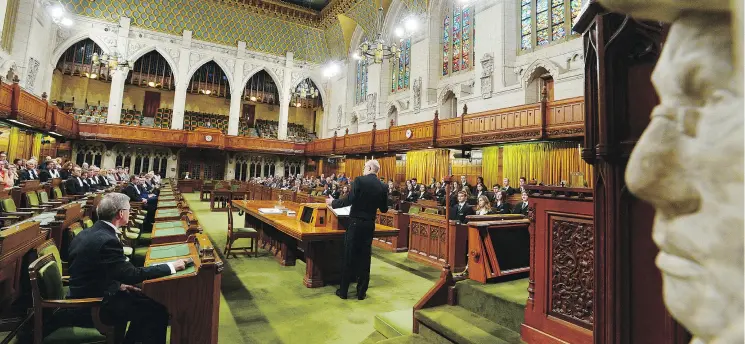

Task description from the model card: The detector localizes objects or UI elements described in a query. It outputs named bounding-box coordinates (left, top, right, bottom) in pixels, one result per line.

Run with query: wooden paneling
left=225, top=135, right=304, bottom=154
left=407, top=213, right=466, bottom=272
left=79, top=123, right=188, bottom=146
left=545, top=96, right=585, bottom=138
left=389, top=122, right=434, bottom=151
left=435, top=117, right=462, bottom=146
left=14, top=85, right=50, bottom=129
left=462, top=103, right=542, bottom=144
left=49, top=106, right=76, bottom=138
left=373, top=129, right=389, bottom=152
left=451, top=158, right=482, bottom=186
left=343, top=131, right=373, bottom=154
left=0, top=83, right=12, bottom=116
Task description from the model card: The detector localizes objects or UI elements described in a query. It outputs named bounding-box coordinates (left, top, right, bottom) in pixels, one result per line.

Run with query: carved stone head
left=621, top=10, right=743, bottom=344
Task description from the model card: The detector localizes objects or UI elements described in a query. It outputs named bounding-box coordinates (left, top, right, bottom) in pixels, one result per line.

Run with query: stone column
left=277, top=52, right=294, bottom=140
left=106, top=68, right=128, bottom=124
left=228, top=43, right=246, bottom=136
left=171, top=31, right=192, bottom=130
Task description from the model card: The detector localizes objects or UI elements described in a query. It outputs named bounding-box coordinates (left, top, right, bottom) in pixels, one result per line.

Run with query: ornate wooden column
left=575, top=2, right=690, bottom=344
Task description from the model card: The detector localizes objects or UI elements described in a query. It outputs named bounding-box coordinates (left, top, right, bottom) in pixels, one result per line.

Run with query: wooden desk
left=374, top=209, right=409, bottom=252
left=48, top=202, right=84, bottom=249
left=157, top=200, right=180, bottom=209
left=151, top=221, right=190, bottom=245
left=407, top=213, right=467, bottom=272
left=143, top=234, right=222, bottom=344
left=232, top=200, right=398, bottom=288
left=0, top=222, right=47, bottom=319
left=155, top=209, right=182, bottom=222
left=177, top=179, right=202, bottom=193
left=466, top=219, right=531, bottom=283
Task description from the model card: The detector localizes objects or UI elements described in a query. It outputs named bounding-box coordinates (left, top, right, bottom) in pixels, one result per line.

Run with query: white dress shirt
left=101, top=220, right=176, bottom=274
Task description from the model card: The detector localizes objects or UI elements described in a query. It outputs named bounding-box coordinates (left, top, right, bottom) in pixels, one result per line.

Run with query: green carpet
left=183, top=193, right=438, bottom=344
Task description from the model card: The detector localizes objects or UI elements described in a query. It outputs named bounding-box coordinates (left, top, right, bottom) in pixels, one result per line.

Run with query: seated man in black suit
left=39, top=160, right=60, bottom=182
left=449, top=190, right=475, bottom=224
left=65, top=167, right=88, bottom=195
left=512, top=191, right=530, bottom=215
left=124, top=176, right=157, bottom=230
left=67, top=193, right=189, bottom=344
left=20, top=159, right=40, bottom=181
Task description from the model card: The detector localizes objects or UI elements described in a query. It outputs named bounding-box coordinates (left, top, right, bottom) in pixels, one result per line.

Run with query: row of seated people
left=388, top=176, right=528, bottom=205
left=254, top=119, right=313, bottom=142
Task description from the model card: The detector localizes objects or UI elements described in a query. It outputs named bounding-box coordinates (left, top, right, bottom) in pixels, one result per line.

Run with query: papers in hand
left=329, top=205, right=351, bottom=217
left=258, top=208, right=284, bottom=214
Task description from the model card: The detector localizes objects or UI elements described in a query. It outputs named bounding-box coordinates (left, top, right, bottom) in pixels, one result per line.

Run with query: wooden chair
left=28, top=253, right=117, bottom=344
left=224, top=202, right=258, bottom=258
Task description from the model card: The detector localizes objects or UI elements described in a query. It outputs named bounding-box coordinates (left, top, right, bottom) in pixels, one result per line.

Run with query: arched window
left=390, top=38, right=411, bottom=93
left=442, top=3, right=474, bottom=76
left=520, top=0, right=583, bottom=51
left=355, top=59, right=368, bottom=104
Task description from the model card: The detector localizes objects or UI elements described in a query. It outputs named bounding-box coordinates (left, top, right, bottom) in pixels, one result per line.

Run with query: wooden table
left=142, top=234, right=222, bottom=344
left=151, top=221, right=190, bottom=245
left=232, top=200, right=399, bottom=288
left=155, top=209, right=182, bottom=222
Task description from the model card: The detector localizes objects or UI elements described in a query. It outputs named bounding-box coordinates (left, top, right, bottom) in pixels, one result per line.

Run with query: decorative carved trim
left=550, top=216, right=594, bottom=329
left=463, top=130, right=542, bottom=144
left=435, top=138, right=462, bottom=146
left=413, top=77, right=422, bottom=112
left=545, top=127, right=585, bottom=137
left=388, top=141, right=432, bottom=151
left=24, top=58, right=39, bottom=93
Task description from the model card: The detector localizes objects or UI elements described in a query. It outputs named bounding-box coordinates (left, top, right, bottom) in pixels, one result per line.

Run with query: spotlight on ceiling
left=404, top=16, right=418, bottom=32
left=323, top=61, right=340, bottom=78
left=148, top=81, right=155, bottom=87
left=394, top=27, right=405, bottom=38
left=250, top=96, right=257, bottom=102
left=60, top=17, right=73, bottom=27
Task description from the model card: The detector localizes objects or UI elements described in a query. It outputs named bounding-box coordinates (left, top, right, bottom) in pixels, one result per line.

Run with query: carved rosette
left=378, top=215, right=393, bottom=227
left=550, top=218, right=594, bottom=328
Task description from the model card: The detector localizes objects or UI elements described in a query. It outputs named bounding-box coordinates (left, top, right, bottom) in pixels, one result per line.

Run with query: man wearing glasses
left=67, top=193, right=190, bottom=343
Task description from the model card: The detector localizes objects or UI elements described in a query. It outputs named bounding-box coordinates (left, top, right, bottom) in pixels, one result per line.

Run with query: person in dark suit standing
left=326, top=160, right=388, bottom=300
left=513, top=191, right=530, bottom=215
left=67, top=193, right=189, bottom=344
left=65, top=167, right=88, bottom=195
left=449, top=190, right=475, bottom=223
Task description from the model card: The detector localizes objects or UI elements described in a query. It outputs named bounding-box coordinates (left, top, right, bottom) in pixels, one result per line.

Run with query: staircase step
left=377, top=334, right=432, bottom=344
left=374, top=309, right=414, bottom=339
left=415, top=305, right=522, bottom=344
left=455, top=279, right=528, bottom=333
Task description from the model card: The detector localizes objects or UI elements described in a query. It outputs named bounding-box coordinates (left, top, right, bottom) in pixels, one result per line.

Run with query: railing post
left=540, top=85, right=548, bottom=139
left=388, top=119, right=393, bottom=153
left=432, top=110, right=439, bottom=148
left=371, top=122, right=376, bottom=152
left=332, top=130, right=337, bottom=155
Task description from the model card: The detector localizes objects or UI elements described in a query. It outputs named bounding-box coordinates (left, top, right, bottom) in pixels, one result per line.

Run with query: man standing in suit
left=65, top=167, right=88, bottom=195
left=67, top=193, right=189, bottom=343
left=513, top=191, right=530, bottom=215
left=450, top=190, right=475, bottom=223
left=326, top=160, right=388, bottom=300
left=20, top=160, right=39, bottom=181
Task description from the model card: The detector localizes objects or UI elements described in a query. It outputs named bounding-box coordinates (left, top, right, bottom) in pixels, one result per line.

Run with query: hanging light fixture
left=92, top=51, right=134, bottom=70
left=353, top=7, right=400, bottom=63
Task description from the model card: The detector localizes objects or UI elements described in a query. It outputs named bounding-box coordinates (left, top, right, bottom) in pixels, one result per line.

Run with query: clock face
left=205, top=135, right=213, bottom=142
left=405, top=129, right=413, bottom=138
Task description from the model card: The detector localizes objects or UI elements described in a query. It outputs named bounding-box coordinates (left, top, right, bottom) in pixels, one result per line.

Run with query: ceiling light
left=296, top=102, right=301, bottom=107
left=323, top=62, right=340, bottom=78
left=250, top=96, right=257, bottom=101
left=148, top=81, right=155, bottom=87
left=49, top=4, right=64, bottom=19
left=394, top=27, right=404, bottom=38
left=404, top=17, right=418, bottom=32
left=204, top=90, right=212, bottom=95
left=89, top=73, right=97, bottom=79
left=60, top=17, right=73, bottom=27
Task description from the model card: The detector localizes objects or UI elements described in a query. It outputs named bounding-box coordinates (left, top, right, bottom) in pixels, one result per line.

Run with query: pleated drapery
left=405, top=149, right=450, bottom=183
left=500, top=141, right=593, bottom=188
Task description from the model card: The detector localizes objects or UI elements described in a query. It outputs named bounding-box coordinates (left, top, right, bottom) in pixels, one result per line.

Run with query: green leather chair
left=38, top=191, right=63, bottom=207
left=424, top=208, right=439, bottom=215
left=408, top=206, right=422, bottom=215
left=28, top=253, right=115, bottom=344
left=0, top=197, right=38, bottom=219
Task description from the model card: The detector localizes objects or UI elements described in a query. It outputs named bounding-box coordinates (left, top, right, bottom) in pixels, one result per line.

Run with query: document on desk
left=329, top=205, right=351, bottom=217
left=259, top=208, right=284, bottom=214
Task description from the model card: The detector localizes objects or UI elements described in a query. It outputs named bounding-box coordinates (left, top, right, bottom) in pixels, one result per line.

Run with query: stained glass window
left=442, top=2, right=475, bottom=76
left=355, top=59, right=367, bottom=104
left=520, top=0, right=582, bottom=51
left=390, top=38, right=411, bottom=93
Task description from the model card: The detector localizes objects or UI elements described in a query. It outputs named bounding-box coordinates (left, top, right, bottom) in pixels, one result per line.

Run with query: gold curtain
left=344, top=157, right=366, bottom=180
left=405, top=149, right=450, bottom=183
left=376, top=155, right=396, bottom=181
left=7, top=127, right=19, bottom=160
left=481, top=146, right=500, bottom=188
left=502, top=142, right=594, bottom=188
left=31, top=133, right=42, bottom=158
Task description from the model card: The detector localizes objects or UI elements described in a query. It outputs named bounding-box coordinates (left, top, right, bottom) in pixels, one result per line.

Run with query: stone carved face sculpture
left=624, top=13, right=743, bottom=343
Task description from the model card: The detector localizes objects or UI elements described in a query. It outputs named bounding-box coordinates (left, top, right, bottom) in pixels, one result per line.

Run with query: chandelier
left=295, top=79, right=318, bottom=99
left=92, top=51, right=134, bottom=70
left=353, top=7, right=399, bottom=64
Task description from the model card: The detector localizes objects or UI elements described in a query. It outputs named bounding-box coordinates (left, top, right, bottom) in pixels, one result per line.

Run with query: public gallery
left=0, top=0, right=741, bottom=343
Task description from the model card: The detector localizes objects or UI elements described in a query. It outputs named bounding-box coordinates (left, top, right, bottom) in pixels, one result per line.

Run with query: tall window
left=390, top=38, right=411, bottom=93
left=355, top=59, right=368, bottom=104
left=442, top=3, right=474, bottom=76
left=521, top=0, right=583, bottom=51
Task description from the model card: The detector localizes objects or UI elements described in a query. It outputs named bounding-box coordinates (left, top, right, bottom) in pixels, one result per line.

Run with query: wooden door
left=143, top=91, right=161, bottom=118
left=242, top=104, right=255, bottom=127
left=178, top=149, right=226, bottom=180
left=542, top=76, right=554, bottom=102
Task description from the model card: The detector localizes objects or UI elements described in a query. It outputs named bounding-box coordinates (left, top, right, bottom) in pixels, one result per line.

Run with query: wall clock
left=205, top=135, right=213, bottom=142
left=405, top=129, right=413, bottom=139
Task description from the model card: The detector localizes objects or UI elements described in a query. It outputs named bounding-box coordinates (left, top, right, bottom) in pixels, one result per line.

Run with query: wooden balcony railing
left=306, top=96, right=585, bottom=156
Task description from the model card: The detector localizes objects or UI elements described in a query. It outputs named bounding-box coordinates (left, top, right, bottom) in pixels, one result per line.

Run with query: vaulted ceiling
left=278, top=0, right=331, bottom=11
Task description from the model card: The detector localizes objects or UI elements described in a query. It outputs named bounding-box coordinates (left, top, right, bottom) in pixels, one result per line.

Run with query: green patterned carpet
left=185, top=193, right=440, bottom=344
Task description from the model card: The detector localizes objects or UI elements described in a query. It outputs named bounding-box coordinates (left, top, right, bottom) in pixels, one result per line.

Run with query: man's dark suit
left=68, top=221, right=171, bottom=343
left=513, top=201, right=529, bottom=215
left=65, top=176, right=88, bottom=195
left=330, top=173, right=388, bottom=299
left=449, top=202, right=475, bottom=223
left=404, top=190, right=419, bottom=202
left=20, top=168, right=39, bottom=181
left=417, top=192, right=432, bottom=201
left=39, top=170, right=53, bottom=183
left=493, top=202, right=512, bottom=214
left=123, top=183, right=157, bottom=231
left=502, top=186, right=517, bottom=196
left=96, top=175, right=112, bottom=188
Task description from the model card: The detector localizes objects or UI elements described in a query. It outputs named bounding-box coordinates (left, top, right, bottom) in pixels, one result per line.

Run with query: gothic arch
left=387, top=103, right=399, bottom=126
left=288, top=73, right=328, bottom=109
left=185, top=57, right=234, bottom=90
left=521, top=58, right=562, bottom=88
left=128, top=46, right=180, bottom=84
left=438, top=84, right=455, bottom=105
left=51, top=34, right=112, bottom=68
left=239, top=67, right=284, bottom=100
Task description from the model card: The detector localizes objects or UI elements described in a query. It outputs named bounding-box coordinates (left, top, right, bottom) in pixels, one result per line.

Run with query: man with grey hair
left=326, top=159, right=388, bottom=300
left=67, top=192, right=188, bottom=343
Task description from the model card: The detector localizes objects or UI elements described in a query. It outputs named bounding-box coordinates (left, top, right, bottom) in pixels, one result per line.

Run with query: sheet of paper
left=329, top=205, right=351, bottom=217
left=258, top=208, right=284, bottom=214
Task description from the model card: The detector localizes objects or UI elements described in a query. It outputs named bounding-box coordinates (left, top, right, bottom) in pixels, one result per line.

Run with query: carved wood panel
left=549, top=214, right=594, bottom=329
